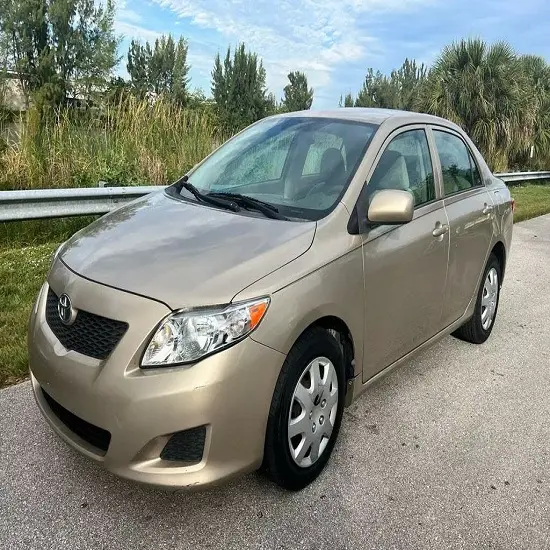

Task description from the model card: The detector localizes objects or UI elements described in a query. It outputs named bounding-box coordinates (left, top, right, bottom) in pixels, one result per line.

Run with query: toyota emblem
left=58, top=294, right=75, bottom=325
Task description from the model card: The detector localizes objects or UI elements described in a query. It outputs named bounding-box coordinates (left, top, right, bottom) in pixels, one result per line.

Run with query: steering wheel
left=302, top=180, right=332, bottom=199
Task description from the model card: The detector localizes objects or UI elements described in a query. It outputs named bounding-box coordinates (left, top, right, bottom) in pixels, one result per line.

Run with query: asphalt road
left=2, top=215, right=550, bottom=550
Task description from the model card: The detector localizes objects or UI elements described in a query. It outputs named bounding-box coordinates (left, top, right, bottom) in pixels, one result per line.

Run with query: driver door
left=359, top=126, right=450, bottom=382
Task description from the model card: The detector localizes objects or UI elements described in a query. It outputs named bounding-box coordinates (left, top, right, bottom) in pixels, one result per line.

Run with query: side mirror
left=367, top=189, right=414, bottom=225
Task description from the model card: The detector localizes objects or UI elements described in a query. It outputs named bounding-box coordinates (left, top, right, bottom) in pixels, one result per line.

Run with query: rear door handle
left=482, top=204, right=494, bottom=215
left=433, top=223, right=449, bottom=238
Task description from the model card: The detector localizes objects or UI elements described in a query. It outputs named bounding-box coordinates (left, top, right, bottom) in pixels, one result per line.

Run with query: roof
left=279, top=107, right=458, bottom=130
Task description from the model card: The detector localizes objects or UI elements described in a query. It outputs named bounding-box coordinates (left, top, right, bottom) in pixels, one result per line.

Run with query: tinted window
left=183, top=117, right=378, bottom=220
left=367, top=129, right=435, bottom=207
left=433, top=131, right=480, bottom=195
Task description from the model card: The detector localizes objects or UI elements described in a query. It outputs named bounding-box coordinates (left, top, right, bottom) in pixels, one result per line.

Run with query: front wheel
left=453, top=253, right=502, bottom=344
left=263, top=327, right=346, bottom=491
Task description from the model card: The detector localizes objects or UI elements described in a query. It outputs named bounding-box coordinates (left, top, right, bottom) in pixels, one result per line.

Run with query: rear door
left=359, top=126, right=450, bottom=381
left=430, top=127, right=494, bottom=327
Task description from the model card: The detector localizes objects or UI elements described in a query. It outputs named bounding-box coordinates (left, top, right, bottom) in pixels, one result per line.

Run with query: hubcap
left=288, top=357, right=339, bottom=468
left=481, top=267, right=499, bottom=330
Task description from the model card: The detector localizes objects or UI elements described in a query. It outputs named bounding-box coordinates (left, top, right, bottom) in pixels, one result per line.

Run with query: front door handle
left=433, top=223, right=449, bottom=238
left=482, top=204, right=494, bottom=215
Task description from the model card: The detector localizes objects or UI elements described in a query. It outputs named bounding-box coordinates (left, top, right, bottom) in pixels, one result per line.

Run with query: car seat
left=369, top=150, right=410, bottom=192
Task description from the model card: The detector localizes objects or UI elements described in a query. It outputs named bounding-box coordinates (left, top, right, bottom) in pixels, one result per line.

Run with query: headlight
left=141, top=297, right=270, bottom=368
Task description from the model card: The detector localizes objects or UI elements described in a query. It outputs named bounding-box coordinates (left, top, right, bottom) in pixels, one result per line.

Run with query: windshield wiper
left=207, top=192, right=289, bottom=220
left=172, top=176, right=240, bottom=212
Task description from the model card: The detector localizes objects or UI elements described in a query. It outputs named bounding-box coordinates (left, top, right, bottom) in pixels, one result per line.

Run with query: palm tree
left=516, top=55, right=550, bottom=169
left=417, top=39, right=534, bottom=170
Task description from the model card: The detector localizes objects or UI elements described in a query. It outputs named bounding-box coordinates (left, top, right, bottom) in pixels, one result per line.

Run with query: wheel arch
left=491, top=240, right=507, bottom=283
left=298, top=316, right=356, bottom=386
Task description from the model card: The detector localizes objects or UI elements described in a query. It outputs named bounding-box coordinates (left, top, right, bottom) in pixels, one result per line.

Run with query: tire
left=263, top=327, right=346, bottom=491
left=453, top=253, right=502, bottom=344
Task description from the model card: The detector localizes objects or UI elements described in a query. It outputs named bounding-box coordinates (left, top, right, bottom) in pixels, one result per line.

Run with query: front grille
left=42, top=389, right=111, bottom=454
left=161, top=426, right=207, bottom=463
left=45, top=288, right=128, bottom=360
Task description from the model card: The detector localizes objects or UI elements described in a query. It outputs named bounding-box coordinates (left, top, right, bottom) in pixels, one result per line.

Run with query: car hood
left=60, top=191, right=316, bottom=309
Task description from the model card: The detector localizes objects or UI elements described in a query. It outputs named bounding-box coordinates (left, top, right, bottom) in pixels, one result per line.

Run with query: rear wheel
left=453, top=253, right=502, bottom=344
left=263, top=327, right=345, bottom=491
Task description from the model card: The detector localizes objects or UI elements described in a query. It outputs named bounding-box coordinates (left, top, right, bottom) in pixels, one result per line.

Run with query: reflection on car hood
left=60, top=191, right=316, bottom=309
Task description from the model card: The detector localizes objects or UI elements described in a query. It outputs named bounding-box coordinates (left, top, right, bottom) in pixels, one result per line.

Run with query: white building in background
left=1, top=71, right=28, bottom=112
left=1, top=71, right=90, bottom=112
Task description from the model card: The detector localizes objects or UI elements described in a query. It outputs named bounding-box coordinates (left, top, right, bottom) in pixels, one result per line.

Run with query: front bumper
left=28, top=261, right=285, bottom=489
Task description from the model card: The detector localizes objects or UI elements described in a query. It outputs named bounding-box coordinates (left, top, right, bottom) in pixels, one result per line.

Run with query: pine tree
left=0, top=0, right=120, bottom=108
left=127, top=39, right=151, bottom=98
left=354, top=59, right=427, bottom=110
left=173, top=37, right=190, bottom=105
left=282, top=71, right=313, bottom=112
left=211, top=43, right=268, bottom=131
left=127, top=34, right=189, bottom=104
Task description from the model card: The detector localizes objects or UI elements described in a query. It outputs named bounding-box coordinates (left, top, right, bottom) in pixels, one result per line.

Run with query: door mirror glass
left=367, top=189, right=414, bottom=225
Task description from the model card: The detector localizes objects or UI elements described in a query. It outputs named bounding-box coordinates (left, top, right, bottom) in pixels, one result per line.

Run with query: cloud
left=115, top=20, right=161, bottom=42
left=151, top=0, right=436, bottom=100
left=118, top=8, right=144, bottom=25
left=188, top=51, right=216, bottom=79
left=115, top=0, right=159, bottom=42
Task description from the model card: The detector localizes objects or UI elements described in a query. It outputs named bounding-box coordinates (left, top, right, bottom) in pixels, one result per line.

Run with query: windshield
left=177, top=117, right=378, bottom=221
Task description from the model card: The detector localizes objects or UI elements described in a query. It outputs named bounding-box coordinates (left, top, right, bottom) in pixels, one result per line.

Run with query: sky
left=115, top=0, right=550, bottom=109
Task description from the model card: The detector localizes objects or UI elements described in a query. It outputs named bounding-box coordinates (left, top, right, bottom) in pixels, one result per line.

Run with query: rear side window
left=433, top=130, right=482, bottom=195
left=367, top=129, right=435, bottom=207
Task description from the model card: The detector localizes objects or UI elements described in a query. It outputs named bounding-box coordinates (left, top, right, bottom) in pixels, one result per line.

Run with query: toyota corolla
left=28, top=108, right=513, bottom=490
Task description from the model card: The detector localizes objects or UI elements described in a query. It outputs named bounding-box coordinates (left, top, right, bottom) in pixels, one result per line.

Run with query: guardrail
left=0, top=185, right=162, bottom=222
left=0, top=171, right=548, bottom=222
left=497, top=171, right=550, bottom=183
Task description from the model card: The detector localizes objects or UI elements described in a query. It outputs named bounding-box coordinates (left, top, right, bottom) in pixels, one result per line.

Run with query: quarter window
left=433, top=130, right=481, bottom=195
left=367, top=129, right=435, bottom=207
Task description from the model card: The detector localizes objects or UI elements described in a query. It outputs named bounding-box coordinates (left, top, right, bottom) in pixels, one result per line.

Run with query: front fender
left=241, top=246, right=365, bottom=379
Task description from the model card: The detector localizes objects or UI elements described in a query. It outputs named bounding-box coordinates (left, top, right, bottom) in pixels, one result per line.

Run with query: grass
left=0, top=217, right=97, bottom=248
left=0, top=184, right=549, bottom=389
left=0, top=98, right=223, bottom=191
left=509, top=184, right=550, bottom=222
left=0, top=243, right=56, bottom=387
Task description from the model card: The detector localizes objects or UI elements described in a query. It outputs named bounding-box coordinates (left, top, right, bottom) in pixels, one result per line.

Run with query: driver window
left=367, top=129, right=435, bottom=207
